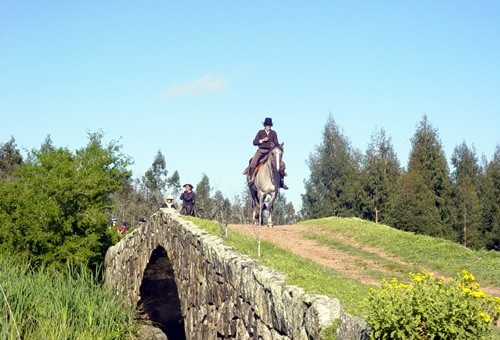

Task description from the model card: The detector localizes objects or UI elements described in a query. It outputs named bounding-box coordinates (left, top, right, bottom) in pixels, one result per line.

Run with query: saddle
left=242, top=155, right=269, bottom=178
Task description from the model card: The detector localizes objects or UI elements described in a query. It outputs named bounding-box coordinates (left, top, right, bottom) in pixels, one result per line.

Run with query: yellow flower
left=413, top=275, right=423, bottom=282
left=469, top=291, right=486, bottom=298
left=462, top=269, right=475, bottom=281
left=479, top=312, right=491, bottom=323
left=395, top=283, right=412, bottom=290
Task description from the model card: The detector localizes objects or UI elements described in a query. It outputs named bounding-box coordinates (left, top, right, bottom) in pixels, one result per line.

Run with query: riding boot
left=280, top=178, right=289, bottom=190
left=247, top=167, right=255, bottom=187
left=279, top=170, right=288, bottom=190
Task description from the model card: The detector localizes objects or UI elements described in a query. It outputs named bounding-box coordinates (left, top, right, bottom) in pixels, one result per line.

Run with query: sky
left=1, top=1, right=499, bottom=210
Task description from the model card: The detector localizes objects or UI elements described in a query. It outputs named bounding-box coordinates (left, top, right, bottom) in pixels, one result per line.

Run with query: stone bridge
left=104, top=209, right=367, bottom=339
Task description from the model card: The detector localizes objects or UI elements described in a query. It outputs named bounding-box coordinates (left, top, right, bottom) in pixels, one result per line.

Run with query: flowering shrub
left=363, top=269, right=500, bottom=339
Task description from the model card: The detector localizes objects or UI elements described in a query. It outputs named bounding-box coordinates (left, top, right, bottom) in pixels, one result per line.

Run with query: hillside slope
left=227, top=220, right=500, bottom=297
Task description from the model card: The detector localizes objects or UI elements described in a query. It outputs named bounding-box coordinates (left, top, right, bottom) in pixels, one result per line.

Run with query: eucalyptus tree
left=142, top=149, right=168, bottom=209
left=387, top=171, right=442, bottom=236
left=195, top=173, right=214, bottom=219
left=212, top=189, right=232, bottom=224
left=167, top=169, right=181, bottom=194
left=111, top=176, right=150, bottom=226
left=271, top=194, right=297, bottom=225
left=231, top=188, right=255, bottom=225
left=481, top=144, right=500, bottom=250
left=362, top=128, right=401, bottom=223
left=451, top=141, right=483, bottom=248
left=0, top=136, right=23, bottom=179
left=301, top=113, right=363, bottom=219
left=406, top=115, right=454, bottom=238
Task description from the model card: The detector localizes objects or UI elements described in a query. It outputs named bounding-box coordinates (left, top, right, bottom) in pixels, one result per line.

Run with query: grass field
left=0, top=256, right=140, bottom=339
left=191, top=216, right=500, bottom=337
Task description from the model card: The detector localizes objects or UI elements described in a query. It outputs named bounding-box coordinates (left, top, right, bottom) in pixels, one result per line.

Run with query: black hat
left=262, top=117, right=273, bottom=126
left=183, top=183, right=193, bottom=189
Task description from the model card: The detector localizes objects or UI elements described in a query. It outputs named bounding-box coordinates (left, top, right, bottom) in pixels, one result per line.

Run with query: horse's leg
left=250, top=187, right=259, bottom=225
left=252, top=208, right=258, bottom=224
left=259, top=193, right=267, bottom=226
left=266, top=193, right=277, bottom=227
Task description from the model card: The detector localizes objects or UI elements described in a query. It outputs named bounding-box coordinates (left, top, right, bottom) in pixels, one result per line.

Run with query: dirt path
left=227, top=223, right=500, bottom=297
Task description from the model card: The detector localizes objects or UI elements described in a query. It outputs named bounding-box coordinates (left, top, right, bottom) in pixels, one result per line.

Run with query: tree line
left=302, top=113, right=500, bottom=251
left=1, top=114, right=498, bottom=271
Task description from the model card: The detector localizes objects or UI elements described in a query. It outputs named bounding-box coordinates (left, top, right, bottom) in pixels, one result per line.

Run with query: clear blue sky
left=1, top=1, right=499, bottom=210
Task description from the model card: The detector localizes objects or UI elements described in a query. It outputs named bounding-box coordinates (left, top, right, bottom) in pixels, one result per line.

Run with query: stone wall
left=105, top=209, right=368, bottom=339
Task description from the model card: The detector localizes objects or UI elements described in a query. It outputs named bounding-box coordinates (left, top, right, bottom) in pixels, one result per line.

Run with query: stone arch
left=138, top=245, right=186, bottom=339
left=105, top=210, right=367, bottom=339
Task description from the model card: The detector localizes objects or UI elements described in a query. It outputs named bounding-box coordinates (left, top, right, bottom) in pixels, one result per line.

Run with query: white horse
left=248, top=143, right=283, bottom=226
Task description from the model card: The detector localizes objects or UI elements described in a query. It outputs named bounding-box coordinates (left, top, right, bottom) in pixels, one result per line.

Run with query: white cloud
left=161, top=74, right=228, bottom=100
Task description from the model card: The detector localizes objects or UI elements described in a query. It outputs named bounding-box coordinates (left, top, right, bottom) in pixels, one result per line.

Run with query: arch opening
left=138, top=245, right=186, bottom=339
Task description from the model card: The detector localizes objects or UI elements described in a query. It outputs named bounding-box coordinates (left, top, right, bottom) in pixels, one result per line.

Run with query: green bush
left=0, top=132, right=131, bottom=271
left=363, top=269, right=500, bottom=339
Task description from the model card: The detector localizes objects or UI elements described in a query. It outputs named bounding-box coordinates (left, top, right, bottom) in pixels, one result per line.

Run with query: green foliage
left=111, top=176, right=149, bottom=226
left=0, top=136, right=23, bottom=178
left=302, top=113, right=363, bottom=219
left=451, top=142, right=483, bottom=248
left=167, top=169, right=181, bottom=193
left=271, top=193, right=297, bottom=225
left=195, top=173, right=215, bottom=218
left=407, top=115, right=455, bottom=238
left=386, top=171, right=443, bottom=236
left=0, top=132, right=131, bottom=270
left=363, top=269, right=500, bottom=339
left=361, top=128, right=401, bottom=224
left=229, top=190, right=255, bottom=224
left=212, top=189, right=232, bottom=224
left=481, top=145, right=500, bottom=250
left=298, top=114, right=500, bottom=251
left=141, top=149, right=168, bottom=209
left=0, top=254, right=139, bottom=339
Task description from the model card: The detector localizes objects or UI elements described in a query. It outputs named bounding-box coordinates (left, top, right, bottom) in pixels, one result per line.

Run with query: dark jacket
left=253, top=129, right=279, bottom=149
left=180, top=191, right=195, bottom=206
left=180, top=191, right=196, bottom=216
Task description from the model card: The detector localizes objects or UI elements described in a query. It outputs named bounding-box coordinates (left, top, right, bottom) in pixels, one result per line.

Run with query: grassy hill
left=195, top=216, right=500, bottom=318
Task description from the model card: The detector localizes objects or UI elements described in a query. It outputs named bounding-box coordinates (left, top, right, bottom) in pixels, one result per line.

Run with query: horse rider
left=246, top=117, right=288, bottom=190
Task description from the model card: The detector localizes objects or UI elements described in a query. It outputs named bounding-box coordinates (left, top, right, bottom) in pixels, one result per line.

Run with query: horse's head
left=269, top=142, right=284, bottom=171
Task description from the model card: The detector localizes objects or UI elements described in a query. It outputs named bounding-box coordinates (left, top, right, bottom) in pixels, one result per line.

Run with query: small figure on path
left=137, top=217, right=147, bottom=228
left=161, top=195, right=177, bottom=210
left=179, top=184, right=196, bottom=216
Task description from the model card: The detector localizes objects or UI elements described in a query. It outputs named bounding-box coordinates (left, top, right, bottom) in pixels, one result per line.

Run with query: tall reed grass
left=0, top=255, right=139, bottom=339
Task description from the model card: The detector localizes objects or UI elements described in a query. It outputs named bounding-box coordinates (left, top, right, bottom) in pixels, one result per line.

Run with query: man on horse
left=246, top=117, right=288, bottom=190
